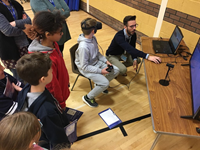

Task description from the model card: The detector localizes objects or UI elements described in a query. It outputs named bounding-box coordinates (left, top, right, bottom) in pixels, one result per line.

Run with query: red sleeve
left=46, top=61, right=66, bottom=108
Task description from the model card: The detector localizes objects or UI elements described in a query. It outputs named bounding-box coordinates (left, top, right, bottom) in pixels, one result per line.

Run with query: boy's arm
left=41, top=113, right=71, bottom=149
left=97, top=52, right=107, bottom=63
left=12, top=83, right=22, bottom=92
left=78, top=47, right=102, bottom=74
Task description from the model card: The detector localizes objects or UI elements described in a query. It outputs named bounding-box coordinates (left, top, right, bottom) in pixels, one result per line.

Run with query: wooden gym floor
left=20, top=2, right=200, bottom=150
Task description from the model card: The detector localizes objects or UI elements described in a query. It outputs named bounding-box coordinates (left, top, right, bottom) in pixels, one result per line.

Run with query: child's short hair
left=24, top=11, right=65, bottom=40
left=123, top=15, right=136, bottom=26
left=16, top=52, right=52, bottom=85
left=81, top=18, right=97, bottom=35
left=0, top=112, right=41, bottom=150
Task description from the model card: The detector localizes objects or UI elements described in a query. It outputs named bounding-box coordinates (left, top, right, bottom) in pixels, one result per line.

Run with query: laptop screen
left=190, top=38, right=200, bottom=115
left=169, top=26, right=184, bottom=53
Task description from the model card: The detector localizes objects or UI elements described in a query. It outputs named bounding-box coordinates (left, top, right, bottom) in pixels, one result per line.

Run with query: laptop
left=152, top=26, right=184, bottom=54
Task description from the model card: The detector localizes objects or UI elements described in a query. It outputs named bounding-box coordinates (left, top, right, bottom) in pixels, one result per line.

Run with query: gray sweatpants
left=81, top=61, right=119, bottom=99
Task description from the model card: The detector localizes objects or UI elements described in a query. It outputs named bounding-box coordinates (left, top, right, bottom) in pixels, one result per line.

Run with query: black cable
left=109, top=75, right=138, bottom=90
left=109, top=64, right=143, bottom=90
left=109, top=57, right=187, bottom=90
left=96, top=43, right=122, bottom=88
left=148, top=53, right=179, bottom=58
left=96, top=43, right=135, bottom=89
left=148, top=53, right=189, bottom=64
left=98, top=45, right=189, bottom=90
left=109, top=83, right=122, bottom=88
left=97, top=43, right=104, bottom=55
left=179, top=44, right=190, bottom=51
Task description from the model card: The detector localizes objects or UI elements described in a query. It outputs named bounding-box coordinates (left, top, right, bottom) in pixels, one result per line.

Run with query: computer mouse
left=156, top=59, right=161, bottom=64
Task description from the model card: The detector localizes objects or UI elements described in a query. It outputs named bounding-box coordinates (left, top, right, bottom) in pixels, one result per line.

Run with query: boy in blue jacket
left=16, top=52, right=71, bottom=150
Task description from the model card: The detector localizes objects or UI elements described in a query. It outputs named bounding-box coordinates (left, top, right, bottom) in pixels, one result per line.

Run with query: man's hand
left=148, top=56, right=161, bottom=64
left=10, top=21, right=16, bottom=27
left=12, top=83, right=22, bottom=92
left=101, top=68, right=109, bottom=75
left=133, top=59, right=138, bottom=72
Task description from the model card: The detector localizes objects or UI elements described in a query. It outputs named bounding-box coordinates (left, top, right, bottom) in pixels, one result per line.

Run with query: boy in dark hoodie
left=16, top=52, right=71, bottom=150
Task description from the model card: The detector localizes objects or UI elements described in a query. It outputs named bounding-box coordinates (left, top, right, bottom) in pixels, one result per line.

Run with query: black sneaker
left=122, top=73, right=127, bottom=76
left=82, top=95, right=98, bottom=107
left=102, top=89, right=108, bottom=94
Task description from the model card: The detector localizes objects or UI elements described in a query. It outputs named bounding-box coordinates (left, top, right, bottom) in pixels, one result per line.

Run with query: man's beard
left=127, top=29, right=135, bottom=36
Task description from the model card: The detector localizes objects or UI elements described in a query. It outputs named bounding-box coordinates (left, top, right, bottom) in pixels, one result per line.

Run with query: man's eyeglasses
left=128, top=24, right=138, bottom=28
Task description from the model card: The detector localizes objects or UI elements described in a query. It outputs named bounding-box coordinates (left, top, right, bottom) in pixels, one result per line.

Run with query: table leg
left=150, top=133, right=161, bottom=150
left=136, top=58, right=144, bottom=74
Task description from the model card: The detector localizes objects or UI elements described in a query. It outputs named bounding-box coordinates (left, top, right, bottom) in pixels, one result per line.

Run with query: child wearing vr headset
left=75, top=18, right=119, bottom=107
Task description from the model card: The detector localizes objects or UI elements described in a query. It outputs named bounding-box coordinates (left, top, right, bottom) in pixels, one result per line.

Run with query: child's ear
left=45, top=31, right=51, bottom=37
left=39, top=76, right=45, bottom=83
left=90, top=29, right=95, bottom=35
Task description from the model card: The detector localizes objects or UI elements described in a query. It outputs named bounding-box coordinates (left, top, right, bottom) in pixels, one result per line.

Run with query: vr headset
left=81, top=18, right=102, bottom=33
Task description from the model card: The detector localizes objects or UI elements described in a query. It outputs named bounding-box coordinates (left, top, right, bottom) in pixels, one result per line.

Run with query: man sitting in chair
left=106, top=15, right=161, bottom=76
left=75, top=18, right=119, bottom=108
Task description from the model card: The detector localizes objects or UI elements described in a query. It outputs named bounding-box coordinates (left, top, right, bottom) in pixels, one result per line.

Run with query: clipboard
left=65, top=107, right=83, bottom=122
left=98, top=108, right=122, bottom=129
left=64, top=120, right=78, bottom=143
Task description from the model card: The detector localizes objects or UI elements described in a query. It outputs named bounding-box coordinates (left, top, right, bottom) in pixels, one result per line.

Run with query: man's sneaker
left=82, top=95, right=98, bottom=107
left=102, top=89, right=108, bottom=94
left=122, top=73, right=127, bottom=76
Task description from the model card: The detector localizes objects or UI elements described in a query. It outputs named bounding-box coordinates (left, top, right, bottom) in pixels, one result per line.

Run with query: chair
left=69, top=43, right=93, bottom=91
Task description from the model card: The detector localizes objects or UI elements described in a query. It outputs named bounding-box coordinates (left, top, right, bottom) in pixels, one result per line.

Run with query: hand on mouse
left=147, top=56, right=161, bottom=64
